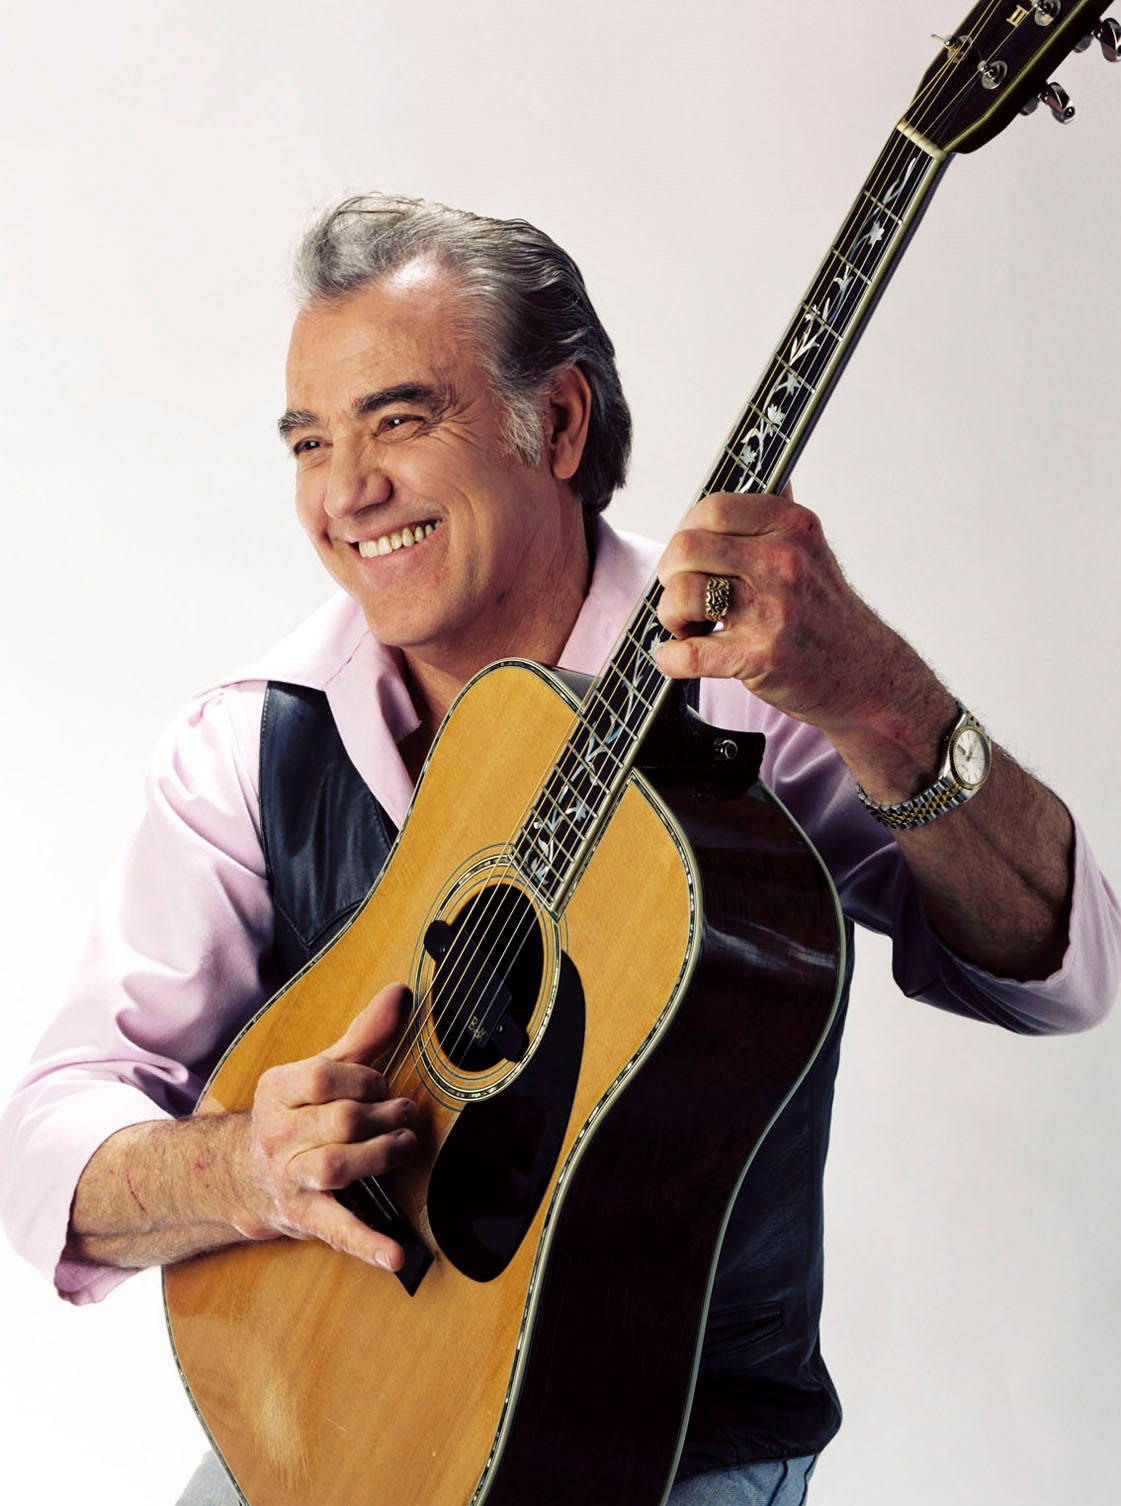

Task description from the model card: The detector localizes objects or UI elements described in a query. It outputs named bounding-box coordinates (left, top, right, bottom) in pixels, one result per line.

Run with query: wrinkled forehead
left=285, top=259, right=477, bottom=396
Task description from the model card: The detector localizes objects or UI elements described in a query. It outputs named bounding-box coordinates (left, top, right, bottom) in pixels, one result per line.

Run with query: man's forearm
left=64, top=1113, right=263, bottom=1271
left=64, top=987, right=420, bottom=1277
left=892, top=749, right=1073, bottom=982
left=830, top=673, right=1073, bottom=982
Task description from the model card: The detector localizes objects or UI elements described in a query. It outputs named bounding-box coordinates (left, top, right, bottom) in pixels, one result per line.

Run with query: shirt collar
left=231, top=516, right=663, bottom=829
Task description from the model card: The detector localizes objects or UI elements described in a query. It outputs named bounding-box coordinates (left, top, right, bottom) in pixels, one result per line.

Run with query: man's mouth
left=354, top=519, right=442, bottom=558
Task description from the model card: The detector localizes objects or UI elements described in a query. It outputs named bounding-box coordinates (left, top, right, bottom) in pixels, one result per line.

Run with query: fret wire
left=517, top=623, right=669, bottom=892
left=740, top=398, right=797, bottom=448
left=829, top=249, right=871, bottom=285
left=535, top=765, right=599, bottom=822
left=549, top=739, right=606, bottom=793
left=796, top=305, right=844, bottom=343
left=722, top=441, right=764, bottom=480
left=772, top=354, right=811, bottom=388
left=544, top=733, right=623, bottom=808
left=520, top=814, right=582, bottom=876
left=516, top=807, right=583, bottom=880
left=722, top=458, right=768, bottom=494
left=586, top=671, right=660, bottom=724
left=538, top=643, right=666, bottom=808
left=699, top=139, right=939, bottom=514
left=561, top=669, right=659, bottom=779
left=861, top=190, right=903, bottom=223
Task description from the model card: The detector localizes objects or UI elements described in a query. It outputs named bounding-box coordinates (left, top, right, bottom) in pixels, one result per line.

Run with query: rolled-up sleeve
left=0, top=682, right=274, bottom=1304
left=755, top=706, right=1121, bottom=1035
left=692, top=680, right=1121, bottom=1037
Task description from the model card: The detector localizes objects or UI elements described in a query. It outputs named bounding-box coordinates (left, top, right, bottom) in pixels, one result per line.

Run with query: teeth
left=357, top=520, right=440, bottom=558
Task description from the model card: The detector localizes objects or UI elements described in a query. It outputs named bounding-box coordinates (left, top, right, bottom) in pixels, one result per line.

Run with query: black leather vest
left=259, top=682, right=855, bottom=1475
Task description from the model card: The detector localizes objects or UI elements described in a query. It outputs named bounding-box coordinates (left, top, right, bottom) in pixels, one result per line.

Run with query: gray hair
left=293, top=194, right=631, bottom=516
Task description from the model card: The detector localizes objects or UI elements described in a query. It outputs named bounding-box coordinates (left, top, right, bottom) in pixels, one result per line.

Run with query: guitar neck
left=697, top=127, right=949, bottom=500
left=516, top=128, right=951, bottom=913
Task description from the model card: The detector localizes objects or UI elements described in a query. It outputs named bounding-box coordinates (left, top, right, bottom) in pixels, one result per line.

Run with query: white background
left=2, top=1, right=1119, bottom=1501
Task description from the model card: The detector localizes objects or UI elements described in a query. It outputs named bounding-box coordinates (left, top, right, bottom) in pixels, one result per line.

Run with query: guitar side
left=163, top=660, right=842, bottom=1505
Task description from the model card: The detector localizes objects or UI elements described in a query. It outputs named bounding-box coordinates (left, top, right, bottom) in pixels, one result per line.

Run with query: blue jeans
left=176, top=1451, right=817, bottom=1504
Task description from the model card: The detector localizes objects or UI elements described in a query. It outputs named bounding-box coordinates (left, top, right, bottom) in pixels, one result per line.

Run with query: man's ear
left=546, top=365, right=592, bottom=483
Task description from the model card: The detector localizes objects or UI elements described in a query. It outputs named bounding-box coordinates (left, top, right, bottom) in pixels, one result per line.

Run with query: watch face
left=951, top=726, right=991, bottom=788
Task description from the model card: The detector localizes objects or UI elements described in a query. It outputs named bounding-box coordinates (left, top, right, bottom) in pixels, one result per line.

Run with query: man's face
left=282, top=264, right=579, bottom=673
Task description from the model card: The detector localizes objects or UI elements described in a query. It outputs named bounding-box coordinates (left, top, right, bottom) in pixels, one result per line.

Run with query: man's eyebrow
left=277, top=408, right=319, bottom=442
left=353, top=381, right=456, bottom=420
left=276, top=381, right=457, bottom=445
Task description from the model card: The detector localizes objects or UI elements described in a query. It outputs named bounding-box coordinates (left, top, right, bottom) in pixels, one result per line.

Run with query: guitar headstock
left=903, top=1, right=1118, bottom=153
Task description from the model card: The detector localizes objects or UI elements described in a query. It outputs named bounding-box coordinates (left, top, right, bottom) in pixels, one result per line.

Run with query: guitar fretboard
left=515, top=130, right=949, bottom=913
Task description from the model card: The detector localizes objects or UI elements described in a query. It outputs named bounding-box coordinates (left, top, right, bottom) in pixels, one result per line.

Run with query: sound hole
left=429, top=883, right=544, bottom=1071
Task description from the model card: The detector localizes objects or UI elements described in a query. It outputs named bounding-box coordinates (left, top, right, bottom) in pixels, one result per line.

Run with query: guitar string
left=370, top=38, right=976, bottom=1105
left=369, top=16, right=1012, bottom=1110
left=372, top=34, right=978, bottom=1102
left=384, top=629, right=667, bottom=1093
left=708, top=0, right=1037, bottom=495
left=375, top=615, right=671, bottom=1100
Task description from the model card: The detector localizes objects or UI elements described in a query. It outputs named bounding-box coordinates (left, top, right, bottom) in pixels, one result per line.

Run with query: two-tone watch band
left=856, top=703, right=991, bottom=832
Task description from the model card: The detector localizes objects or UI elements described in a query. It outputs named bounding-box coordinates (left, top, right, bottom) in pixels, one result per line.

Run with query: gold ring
left=704, top=575, right=732, bottom=623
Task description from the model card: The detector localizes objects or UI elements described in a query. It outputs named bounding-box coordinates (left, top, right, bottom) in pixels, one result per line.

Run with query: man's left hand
left=654, top=489, right=920, bottom=740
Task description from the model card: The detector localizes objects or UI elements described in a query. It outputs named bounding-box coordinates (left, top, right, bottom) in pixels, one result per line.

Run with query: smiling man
left=1, top=195, right=1117, bottom=1506
left=281, top=266, right=595, bottom=756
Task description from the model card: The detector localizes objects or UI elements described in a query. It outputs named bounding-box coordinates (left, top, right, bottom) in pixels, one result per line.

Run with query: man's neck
left=397, top=517, right=593, bottom=767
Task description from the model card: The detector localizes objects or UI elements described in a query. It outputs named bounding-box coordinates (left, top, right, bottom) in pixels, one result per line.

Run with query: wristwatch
left=856, top=702, right=992, bottom=831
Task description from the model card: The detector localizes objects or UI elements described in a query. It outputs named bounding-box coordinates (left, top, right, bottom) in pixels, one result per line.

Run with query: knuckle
left=675, top=636, right=704, bottom=676
left=364, top=1131, right=410, bottom=1176
left=704, top=492, right=738, bottom=531
left=302, top=1060, right=334, bottom=1102
left=255, top=1064, right=286, bottom=1102
left=332, top=1100, right=366, bottom=1141
left=656, top=537, right=682, bottom=578
left=364, top=1141, right=393, bottom=1177
left=310, top=1146, right=348, bottom=1191
left=789, top=502, right=822, bottom=542
left=363, top=1070, right=389, bottom=1103
left=769, top=543, right=803, bottom=588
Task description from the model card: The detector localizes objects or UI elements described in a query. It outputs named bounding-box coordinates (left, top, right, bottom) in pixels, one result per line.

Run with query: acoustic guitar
left=163, top=5, right=1119, bottom=1502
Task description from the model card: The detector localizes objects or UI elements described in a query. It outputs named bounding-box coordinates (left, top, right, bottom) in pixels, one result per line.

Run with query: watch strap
left=856, top=704, right=990, bottom=832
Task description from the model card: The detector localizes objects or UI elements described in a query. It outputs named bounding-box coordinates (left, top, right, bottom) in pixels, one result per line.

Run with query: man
left=1, top=195, right=1117, bottom=1506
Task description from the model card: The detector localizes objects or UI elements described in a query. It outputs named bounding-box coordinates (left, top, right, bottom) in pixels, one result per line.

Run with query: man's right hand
left=233, top=981, right=418, bottom=1271
left=65, top=982, right=418, bottom=1275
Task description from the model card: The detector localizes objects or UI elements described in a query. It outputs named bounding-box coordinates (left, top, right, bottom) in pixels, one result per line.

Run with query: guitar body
left=164, top=659, right=843, bottom=1505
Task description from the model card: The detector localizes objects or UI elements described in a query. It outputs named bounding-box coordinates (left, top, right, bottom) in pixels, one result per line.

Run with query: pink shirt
left=2, top=521, right=1117, bottom=1304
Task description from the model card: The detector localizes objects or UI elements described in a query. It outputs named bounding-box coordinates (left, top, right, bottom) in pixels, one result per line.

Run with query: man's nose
left=322, top=441, right=392, bottom=520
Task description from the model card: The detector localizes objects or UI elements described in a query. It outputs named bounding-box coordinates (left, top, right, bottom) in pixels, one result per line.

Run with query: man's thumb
left=321, top=981, right=410, bottom=1065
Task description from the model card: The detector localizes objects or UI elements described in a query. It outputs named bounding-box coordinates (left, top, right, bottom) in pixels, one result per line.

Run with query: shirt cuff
left=0, top=1081, right=173, bottom=1306
left=901, top=817, right=1120, bottom=1035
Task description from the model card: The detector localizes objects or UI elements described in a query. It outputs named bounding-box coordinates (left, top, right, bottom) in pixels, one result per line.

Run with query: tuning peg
left=1094, top=17, right=1121, bottom=62
left=1038, top=79, right=1076, bottom=122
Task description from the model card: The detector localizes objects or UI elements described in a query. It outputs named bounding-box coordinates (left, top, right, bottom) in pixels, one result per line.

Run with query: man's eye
left=292, top=438, right=321, bottom=456
left=380, top=414, right=424, bottom=437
